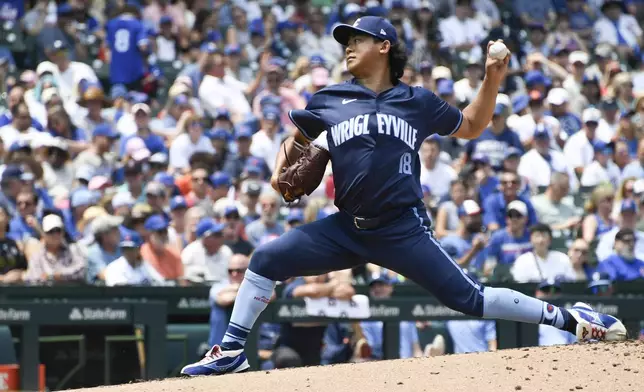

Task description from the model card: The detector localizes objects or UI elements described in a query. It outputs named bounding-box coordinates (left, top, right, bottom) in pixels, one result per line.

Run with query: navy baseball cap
left=207, top=128, right=230, bottom=141
left=209, top=171, right=231, bottom=188
left=332, top=16, right=398, bottom=46
left=144, top=214, right=169, bottom=232
left=621, top=199, right=637, bottom=214
left=160, top=15, right=173, bottom=25
left=525, top=71, right=552, bottom=88
left=120, top=232, right=143, bottom=248
left=170, top=195, right=187, bottom=211
left=512, top=95, right=529, bottom=113
left=368, top=272, right=395, bottom=286
left=1, top=165, right=23, bottom=182
left=244, top=162, right=262, bottom=176
left=93, top=124, right=119, bottom=139
left=262, top=105, right=281, bottom=121
left=215, top=108, right=230, bottom=120
left=533, top=123, right=551, bottom=139
left=235, top=124, right=254, bottom=139
left=224, top=205, right=240, bottom=218
left=195, top=218, right=225, bottom=238
left=309, top=55, right=325, bottom=68
left=593, top=140, right=614, bottom=155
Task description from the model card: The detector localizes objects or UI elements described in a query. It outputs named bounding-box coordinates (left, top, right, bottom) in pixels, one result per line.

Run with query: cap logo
left=380, top=29, right=387, bottom=35
left=353, top=18, right=361, bottom=27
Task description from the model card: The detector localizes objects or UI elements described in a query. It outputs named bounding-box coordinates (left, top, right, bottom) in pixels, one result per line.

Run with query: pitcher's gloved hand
left=277, top=143, right=331, bottom=202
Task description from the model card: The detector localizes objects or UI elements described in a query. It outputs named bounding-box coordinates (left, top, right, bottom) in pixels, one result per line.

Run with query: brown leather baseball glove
left=277, top=143, right=331, bottom=202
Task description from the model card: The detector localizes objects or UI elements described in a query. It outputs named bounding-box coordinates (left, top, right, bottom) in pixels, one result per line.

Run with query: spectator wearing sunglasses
left=596, top=200, right=644, bottom=261
left=568, top=239, right=593, bottom=281
left=535, top=279, right=577, bottom=346
left=596, top=228, right=644, bottom=281
left=474, top=200, right=532, bottom=278
left=222, top=206, right=253, bottom=256
left=482, top=171, right=537, bottom=232
left=511, top=223, right=577, bottom=283
left=182, top=218, right=232, bottom=283
left=141, top=215, right=183, bottom=281
left=207, top=254, right=251, bottom=346
left=25, top=214, right=86, bottom=283
left=9, top=190, right=41, bottom=241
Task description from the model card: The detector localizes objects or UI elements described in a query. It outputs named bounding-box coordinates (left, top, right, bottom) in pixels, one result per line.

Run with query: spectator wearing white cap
left=580, top=141, right=622, bottom=188
left=545, top=88, right=582, bottom=138
left=621, top=138, right=644, bottom=180
left=562, top=51, right=591, bottom=115
left=563, top=107, right=602, bottom=176
left=25, top=214, right=86, bottom=283
left=85, top=214, right=123, bottom=283
left=112, top=192, right=136, bottom=218
left=182, top=218, right=233, bottom=283
left=511, top=223, right=577, bottom=283
left=518, top=123, right=579, bottom=193
left=594, top=0, right=642, bottom=60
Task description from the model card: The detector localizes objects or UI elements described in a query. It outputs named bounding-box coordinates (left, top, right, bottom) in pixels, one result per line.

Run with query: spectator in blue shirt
left=360, top=273, right=422, bottom=359
left=119, top=103, right=167, bottom=157
left=475, top=200, right=533, bottom=277
left=9, top=190, right=41, bottom=241
left=470, top=154, right=500, bottom=204
left=105, top=5, right=149, bottom=89
left=514, top=0, right=556, bottom=26
left=483, top=171, right=537, bottom=232
left=596, top=228, right=644, bottom=281
left=546, top=88, right=582, bottom=138
left=464, top=103, right=523, bottom=171
left=440, top=200, right=487, bottom=269
left=86, top=214, right=123, bottom=283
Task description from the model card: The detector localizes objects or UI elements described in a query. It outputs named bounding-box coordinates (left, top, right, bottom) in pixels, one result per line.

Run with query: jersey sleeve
left=418, top=88, right=463, bottom=138
left=288, top=90, right=330, bottom=141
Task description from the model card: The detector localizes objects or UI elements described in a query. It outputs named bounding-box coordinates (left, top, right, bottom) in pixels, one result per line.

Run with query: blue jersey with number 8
left=106, top=15, right=149, bottom=85
left=289, top=80, right=463, bottom=217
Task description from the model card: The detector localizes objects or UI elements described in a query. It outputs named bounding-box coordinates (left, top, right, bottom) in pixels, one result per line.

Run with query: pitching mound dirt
left=72, top=340, right=644, bottom=392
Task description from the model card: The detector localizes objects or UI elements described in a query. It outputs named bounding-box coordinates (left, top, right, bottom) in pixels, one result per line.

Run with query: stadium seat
left=0, top=326, right=17, bottom=364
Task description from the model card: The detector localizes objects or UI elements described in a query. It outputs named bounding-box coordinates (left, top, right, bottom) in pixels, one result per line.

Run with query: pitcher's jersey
left=289, top=79, right=462, bottom=217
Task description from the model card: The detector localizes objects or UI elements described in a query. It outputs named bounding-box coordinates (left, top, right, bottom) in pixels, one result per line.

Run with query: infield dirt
left=72, top=340, right=644, bottom=392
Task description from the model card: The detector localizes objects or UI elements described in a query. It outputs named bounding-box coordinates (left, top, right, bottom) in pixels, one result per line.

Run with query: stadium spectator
left=0, top=102, right=40, bottom=148
left=596, top=228, right=644, bottom=281
left=360, top=273, right=423, bottom=359
left=245, top=192, right=284, bottom=247
left=0, top=205, right=27, bottom=283
left=169, top=114, right=215, bottom=172
left=104, top=231, right=165, bottom=286
left=511, top=223, right=577, bottom=283
left=182, top=218, right=232, bottom=283
left=580, top=141, right=621, bottom=187
left=596, top=199, right=644, bottom=261
left=564, top=107, right=604, bottom=176
left=622, top=139, right=644, bottom=179
left=434, top=179, right=469, bottom=238
left=439, top=199, right=486, bottom=268
left=141, top=214, right=183, bottom=280
left=569, top=239, right=593, bottom=281
left=476, top=200, right=533, bottom=278
left=420, top=137, right=456, bottom=200
left=25, top=213, right=85, bottom=283
left=85, top=214, right=123, bottom=284
left=581, top=185, right=616, bottom=244
left=530, top=172, right=580, bottom=231
left=482, top=171, right=537, bottom=232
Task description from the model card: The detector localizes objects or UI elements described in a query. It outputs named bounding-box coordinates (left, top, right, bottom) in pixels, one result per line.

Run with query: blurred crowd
left=1, top=0, right=644, bottom=369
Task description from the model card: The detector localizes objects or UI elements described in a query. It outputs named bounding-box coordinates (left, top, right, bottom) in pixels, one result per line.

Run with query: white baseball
left=488, top=41, right=509, bottom=60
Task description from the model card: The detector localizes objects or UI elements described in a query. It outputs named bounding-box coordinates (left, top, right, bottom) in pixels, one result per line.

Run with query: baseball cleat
left=181, top=345, right=250, bottom=376
left=568, top=302, right=627, bottom=342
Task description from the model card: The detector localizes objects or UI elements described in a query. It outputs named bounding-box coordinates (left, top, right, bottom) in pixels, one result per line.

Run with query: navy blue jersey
left=289, top=80, right=462, bottom=217
left=105, top=15, right=148, bottom=84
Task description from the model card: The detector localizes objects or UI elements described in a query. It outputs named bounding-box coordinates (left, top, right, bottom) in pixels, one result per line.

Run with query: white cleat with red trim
left=568, top=302, right=627, bottom=342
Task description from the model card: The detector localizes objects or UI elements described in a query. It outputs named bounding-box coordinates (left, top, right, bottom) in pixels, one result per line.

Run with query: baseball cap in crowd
left=368, top=272, right=395, bottom=286
left=437, top=79, right=454, bottom=96
left=262, top=105, right=281, bottom=121
left=209, top=172, right=231, bottom=188
left=309, top=54, right=325, bottom=68
left=249, top=18, right=265, bottom=36
left=144, top=214, right=169, bottom=232
left=170, top=196, right=187, bottom=211
left=224, top=205, right=240, bottom=219
left=235, top=124, right=254, bottom=139
left=259, top=94, right=282, bottom=109
left=458, top=199, right=482, bottom=217
left=244, top=162, right=262, bottom=176
left=125, top=137, right=151, bottom=161
left=71, top=189, right=97, bottom=208
left=131, top=103, right=151, bottom=115
left=131, top=203, right=153, bottom=220
left=546, top=88, right=569, bottom=106
left=620, top=199, right=638, bottom=214
left=432, top=66, right=452, bottom=81
left=88, top=175, right=112, bottom=191
left=418, top=61, right=432, bottom=74
left=47, top=39, right=69, bottom=53
left=224, top=44, right=241, bottom=56
left=537, top=278, right=562, bottom=293
left=145, top=181, right=166, bottom=197
left=524, top=70, right=552, bottom=88
left=149, top=152, right=169, bottom=166
left=241, top=180, right=262, bottom=197
left=120, top=232, right=143, bottom=248
left=587, top=272, right=613, bottom=295
left=332, top=16, right=398, bottom=46
left=507, top=200, right=528, bottom=216
left=593, top=140, right=614, bottom=155
left=615, top=228, right=636, bottom=243
left=42, top=214, right=65, bottom=233
left=594, top=43, right=614, bottom=59
left=196, top=218, right=225, bottom=238
left=160, top=15, right=173, bottom=25
left=471, top=152, right=489, bottom=165
left=582, top=107, right=602, bottom=124
left=207, top=128, right=230, bottom=141
left=569, top=51, right=589, bottom=65
left=512, top=95, right=529, bottom=114
left=533, top=123, right=551, bottom=140
left=493, top=103, right=506, bottom=116
left=112, top=192, right=135, bottom=210
left=286, top=209, right=304, bottom=224
left=93, top=124, right=119, bottom=139
left=91, top=214, right=124, bottom=236
left=200, top=42, right=219, bottom=54
left=172, top=94, right=189, bottom=107
left=504, top=147, right=522, bottom=160
left=9, top=140, right=31, bottom=153
left=153, top=172, right=176, bottom=188
left=110, top=85, right=128, bottom=100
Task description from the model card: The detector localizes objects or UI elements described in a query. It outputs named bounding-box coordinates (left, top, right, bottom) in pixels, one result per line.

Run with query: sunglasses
left=228, top=268, right=247, bottom=274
